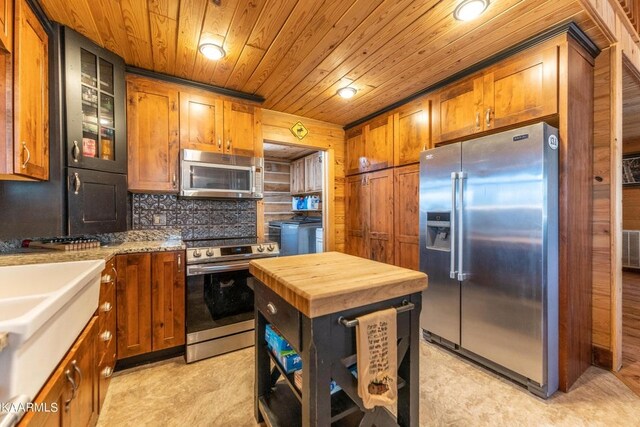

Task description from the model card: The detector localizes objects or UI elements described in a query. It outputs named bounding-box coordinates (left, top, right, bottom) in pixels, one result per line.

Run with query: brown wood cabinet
left=345, top=116, right=393, bottom=176
left=290, top=157, right=305, bottom=195
left=394, top=99, right=431, bottom=166
left=116, top=251, right=185, bottom=360
left=0, top=0, right=12, bottom=53
left=18, top=317, right=98, bottom=427
left=394, top=164, right=420, bottom=271
left=179, top=92, right=224, bottom=152
left=0, top=0, right=48, bottom=181
left=304, top=152, right=322, bottom=193
left=345, top=168, right=394, bottom=264
left=223, top=101, right=259, bottom=157
left=432, top=45, right=559, bottom=145
left=127, top=76, right=179, bottom=193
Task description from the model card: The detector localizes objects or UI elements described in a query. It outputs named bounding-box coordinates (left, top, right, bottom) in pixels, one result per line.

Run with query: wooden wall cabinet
left=223, top=101, right=259, bottom=157
left=1, top=0, right=48, bottom=181
left=0, top=0, right=12, bottom=53
left=290, top=157, right=305, bottom=195
left=179, top=92, right=224, bottom=152
left=304, top=152, right=322, bottom=192
left=394, top=164, right=420, bottom=270
left=345, top=168, right=394, bottom=264
left=116, top=251, right=185, bottom=360
left=345, top=116, right=393, bottom=176
left=18, top=317, right=98, bottom=427
left=432, top=45, right=558, bottom=145
left=394, top=99, right=431, bottom=166
left=127, top=76, right=179, bottom=193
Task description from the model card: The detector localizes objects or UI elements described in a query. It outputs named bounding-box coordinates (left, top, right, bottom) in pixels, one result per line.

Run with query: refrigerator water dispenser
left=426, top=212, right=451, bottom=251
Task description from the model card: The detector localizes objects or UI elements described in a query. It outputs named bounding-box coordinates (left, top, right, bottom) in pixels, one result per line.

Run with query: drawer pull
left=64, top=369, right=77, bottom=411
left=266, top=302, right=277, bottom=315
left=101, top=274, right=112, bottom=284
left=100, top=330, right=113, bottom=342
left=101, top=301, right=113, bottom=313
left=72, top=360, right=83, bottom=385
left=21, top=142, right=30, bottom=169
left=101, top=366, right=113, bottom=379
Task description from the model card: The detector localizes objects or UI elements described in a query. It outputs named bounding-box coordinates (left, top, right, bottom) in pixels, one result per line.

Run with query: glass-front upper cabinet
left=65, top=28, right=126, bottom=174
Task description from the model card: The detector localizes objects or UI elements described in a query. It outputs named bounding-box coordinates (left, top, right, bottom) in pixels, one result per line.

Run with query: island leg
left=397, top=292, right=421, bottom=426
left=301, top=315, right=332, bottom=427
left=254, top=309, right=270, bottom=423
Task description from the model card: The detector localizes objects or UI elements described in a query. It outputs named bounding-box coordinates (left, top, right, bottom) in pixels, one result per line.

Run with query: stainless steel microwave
left=180, top=149, right=264, bottom=199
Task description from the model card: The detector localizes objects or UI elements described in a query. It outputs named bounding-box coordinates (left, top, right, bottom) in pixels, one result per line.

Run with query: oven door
left=186, top=261, right=255, bottom=347
left=181, top=160, right=257, bottom=198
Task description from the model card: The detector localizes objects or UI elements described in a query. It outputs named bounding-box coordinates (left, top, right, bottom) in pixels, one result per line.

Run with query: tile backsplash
left=131, top=194, right=257, bottom=240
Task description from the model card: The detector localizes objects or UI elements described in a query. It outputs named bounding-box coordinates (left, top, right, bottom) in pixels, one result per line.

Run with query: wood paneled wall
left=260, top=110, right=345, bottom=251
left=592, top=47, right=615, bottom=367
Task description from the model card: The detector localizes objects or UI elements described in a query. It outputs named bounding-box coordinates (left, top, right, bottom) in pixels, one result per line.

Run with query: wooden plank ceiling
left=40, top=0, right=605, bottom=125
left=263, top=142, right=317, bottom=161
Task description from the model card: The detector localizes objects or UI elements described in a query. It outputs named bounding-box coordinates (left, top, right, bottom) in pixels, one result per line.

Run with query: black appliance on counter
left=184, top=237, right=279, bottom=363
left=268, top=216, right=322, bottom=256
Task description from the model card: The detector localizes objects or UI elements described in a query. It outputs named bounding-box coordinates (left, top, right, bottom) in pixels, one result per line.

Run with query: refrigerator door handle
left=457, top=172, right=468, bottom=282
left=450, top=172, right=458, bottom=279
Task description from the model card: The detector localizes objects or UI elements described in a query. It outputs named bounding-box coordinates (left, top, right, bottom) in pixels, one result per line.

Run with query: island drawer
left=255, top=283, right=301, bottom=351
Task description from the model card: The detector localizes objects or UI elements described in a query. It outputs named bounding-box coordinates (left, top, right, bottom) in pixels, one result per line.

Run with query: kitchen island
left=250, top=252, right=427, bottom=427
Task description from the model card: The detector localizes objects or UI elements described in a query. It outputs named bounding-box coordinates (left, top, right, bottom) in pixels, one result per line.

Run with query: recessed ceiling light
left=337, top=87, right=357, bottom=99
left=199, top=43, right=225, bottom=60
left=454, top=0, right=489, bottom=21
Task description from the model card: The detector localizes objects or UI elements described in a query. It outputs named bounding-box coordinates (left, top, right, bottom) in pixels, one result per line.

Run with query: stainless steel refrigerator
left=419, top=122, right=559, bottom=398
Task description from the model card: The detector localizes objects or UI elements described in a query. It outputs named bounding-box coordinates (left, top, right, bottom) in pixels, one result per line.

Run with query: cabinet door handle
left=475, top=112, right=480, bottom=129
left=172, top=173, right=177, bottom=188
left=73, top=173, right=81, bottom=194
left=21, top=142, right=30, bottom=169
left=100, top=301, right=113, bottom=313
left=101, top=273, right=112, bottom=284
left=72, top=360, right=83, bottom=385
left=101, top=366, right=113, bottom=379
left=101, top=331, right=113, bottom=342
left=177, top=254, right=181, bottom=271
left=217, top=137, right=222, bottom=150
left=485, top=108, right=491, bottom=128
left=226, top=139, right=231, bottom=151
left=111, top=266, right=118, bottom=281
left=72, top=140, right=80, bottom=162
left=64, top=369, right=77, bottom=411
left=266, top=302, right=277, bottom=315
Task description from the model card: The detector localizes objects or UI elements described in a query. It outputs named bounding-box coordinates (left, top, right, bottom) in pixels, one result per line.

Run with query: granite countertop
left=0, top=239, right=185, bottom=267
left=249, top=251, right=428, bottom=318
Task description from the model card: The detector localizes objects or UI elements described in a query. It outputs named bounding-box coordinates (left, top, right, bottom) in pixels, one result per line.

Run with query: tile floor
left=97, top=341, right=640, bottom=427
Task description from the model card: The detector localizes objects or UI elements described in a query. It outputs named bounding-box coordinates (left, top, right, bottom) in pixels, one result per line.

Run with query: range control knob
left=193, top=249, right=202, bottom=258
left=267, top=244, right=274, bottom=252
left=257, top=245, right=265, bottom=253
left=206, top=249, right=214, bottom=257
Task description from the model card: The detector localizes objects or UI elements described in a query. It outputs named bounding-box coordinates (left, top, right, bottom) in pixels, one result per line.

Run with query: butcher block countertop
left=249, top=251, right=428, bottom=318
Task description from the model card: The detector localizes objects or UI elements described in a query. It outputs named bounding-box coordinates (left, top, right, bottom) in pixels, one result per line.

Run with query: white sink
left=0, top=259, right=104, bottom=403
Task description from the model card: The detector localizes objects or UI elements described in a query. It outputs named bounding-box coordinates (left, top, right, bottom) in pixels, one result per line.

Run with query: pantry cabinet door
left=179, top=92, right=224, bottom=153
left=345, top=174, right=369, bottom=258
left=0, top=0, right=12, bottom=53
left=304, top=152, right=322, bottom=192
left=116, top=253, right=152, bottom=359
left=433, top=76, right=483, bottom=144
left=290, top=158, right=305, bottom=195
left=368, top=168, right=394, bottom=264
left=483, top=45, right=558, bottom=130
left=151, top=251, right=186, bottom=351
left=394, top=164, right=420, bottom=270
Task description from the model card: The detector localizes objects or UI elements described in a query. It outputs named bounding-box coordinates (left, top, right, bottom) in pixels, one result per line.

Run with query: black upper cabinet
left=64, top=28, right=126, bottom=174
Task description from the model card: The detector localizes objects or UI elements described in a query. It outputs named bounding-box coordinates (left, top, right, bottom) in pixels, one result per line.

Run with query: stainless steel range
left=185, top=237, right=279, bottom=363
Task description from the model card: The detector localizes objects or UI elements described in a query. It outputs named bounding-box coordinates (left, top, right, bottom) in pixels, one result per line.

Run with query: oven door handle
left=187, top=261, right=251, bottom=276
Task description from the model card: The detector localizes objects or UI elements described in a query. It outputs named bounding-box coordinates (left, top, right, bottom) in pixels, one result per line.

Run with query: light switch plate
left=153, top=213, right=167, bottom=226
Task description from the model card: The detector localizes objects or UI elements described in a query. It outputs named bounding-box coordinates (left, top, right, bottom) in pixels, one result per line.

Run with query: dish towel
left=356, top=307, right=397, bottom=410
